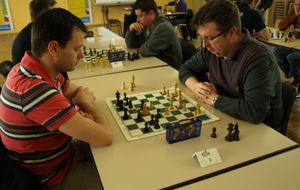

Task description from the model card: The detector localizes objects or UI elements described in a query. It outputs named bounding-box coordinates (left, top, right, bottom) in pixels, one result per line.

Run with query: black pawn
left=154, top=117, right=160, bottom=129
left=149, top=114, right=155, bottom=125
left=136, top=109, right=143, bottom=122
left=155, top=108, right=161, bottom=119
left=128, top=100, right=133, bottom=109
left=123, top=93, right=127, bottom=101
left=144, top=122, right=150, bottom=133
left=123, top=108, right=129, bottom=120
left=83, top=46, right=87, bottom=55
left=211, top=127, right=217, bottom=138
left=125, top=97, right=129, bottom=106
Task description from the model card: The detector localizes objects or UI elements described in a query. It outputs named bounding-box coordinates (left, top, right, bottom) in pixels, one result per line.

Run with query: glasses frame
left=199, top=28, right=230, bottom=42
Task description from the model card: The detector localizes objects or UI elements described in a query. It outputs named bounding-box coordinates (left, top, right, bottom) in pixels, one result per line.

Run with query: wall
left=1, top=0, right=196, bottom=35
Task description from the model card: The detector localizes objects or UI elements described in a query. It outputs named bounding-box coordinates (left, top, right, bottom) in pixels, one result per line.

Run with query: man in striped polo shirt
left=0, top=8, right=112, bottom=189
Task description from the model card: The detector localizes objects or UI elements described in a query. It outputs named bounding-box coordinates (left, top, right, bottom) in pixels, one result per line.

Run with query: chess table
left=72, top=66, right=299, bottom=190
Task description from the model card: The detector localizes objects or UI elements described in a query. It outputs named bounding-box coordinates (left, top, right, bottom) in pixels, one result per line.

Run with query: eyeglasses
left=198, top=28, right=229, bottom=42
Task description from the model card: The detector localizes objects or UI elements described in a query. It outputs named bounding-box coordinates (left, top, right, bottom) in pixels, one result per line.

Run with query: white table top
left=178, top=148, right=300, bottom=190
left=69, top=27, right=167, bottom=80
left=72, top=66, right=298, bottom=190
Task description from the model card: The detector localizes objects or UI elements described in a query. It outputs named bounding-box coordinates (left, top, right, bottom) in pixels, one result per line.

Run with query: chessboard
left=106, top=87, right=220, bottom=141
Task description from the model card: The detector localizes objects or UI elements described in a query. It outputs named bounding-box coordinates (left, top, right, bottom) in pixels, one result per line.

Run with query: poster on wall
left=0, top=0, right=13, bottom=31
left=66, top=0, right=92, bottom=23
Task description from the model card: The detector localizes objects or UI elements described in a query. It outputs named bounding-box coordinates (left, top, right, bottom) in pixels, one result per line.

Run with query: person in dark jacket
left=179, top=0, right=283, bottom=131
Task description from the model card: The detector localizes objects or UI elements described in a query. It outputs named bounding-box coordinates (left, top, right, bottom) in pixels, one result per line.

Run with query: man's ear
left=48, top=40, right=59, bottom=56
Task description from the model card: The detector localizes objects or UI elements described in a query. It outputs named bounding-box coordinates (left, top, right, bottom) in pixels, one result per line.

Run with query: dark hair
left=132, top=0, right=158, bottom=15
left=29, top=0, right=57, bottom=22
left=193, top=0, right=241, bottom=34
left=31, top=8, right=87, bottom=57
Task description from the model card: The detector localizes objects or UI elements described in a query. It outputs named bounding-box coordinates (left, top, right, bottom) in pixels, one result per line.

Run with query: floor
left=0, top=31, right=299, bottom=144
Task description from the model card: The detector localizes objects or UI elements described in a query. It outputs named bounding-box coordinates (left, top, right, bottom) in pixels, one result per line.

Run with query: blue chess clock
left=166, top=118, right=202, bottom=144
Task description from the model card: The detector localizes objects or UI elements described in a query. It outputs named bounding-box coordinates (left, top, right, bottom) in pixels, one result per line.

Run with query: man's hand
left=72, top=86, right=96, bottom=108
left=191, top=82, right=218, bottom=105
left=129, top=22, right=145, bottom=33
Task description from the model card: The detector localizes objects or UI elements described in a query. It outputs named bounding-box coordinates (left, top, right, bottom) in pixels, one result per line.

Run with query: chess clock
left=166, top=118, right=202, bottom=144
left=108, top=50, right=126, bottom=62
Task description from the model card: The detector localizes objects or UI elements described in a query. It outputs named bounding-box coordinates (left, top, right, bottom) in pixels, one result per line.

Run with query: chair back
left=280, top=82, right=297, bottom=135
left=102, top=6, right=110, bottom=23
left=180, top=40, right=197, bottom=63
left=0, top=60, right=13, bottom=78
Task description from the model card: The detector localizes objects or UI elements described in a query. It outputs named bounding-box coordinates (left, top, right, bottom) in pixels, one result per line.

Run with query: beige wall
left=1, top=0, right=196, bottom=35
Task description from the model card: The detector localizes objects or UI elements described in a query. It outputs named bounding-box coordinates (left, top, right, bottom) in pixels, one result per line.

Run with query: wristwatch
left=211, top=97, right=218, bottom=106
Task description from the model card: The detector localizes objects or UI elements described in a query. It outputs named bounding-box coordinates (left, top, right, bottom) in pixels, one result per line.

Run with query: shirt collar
left=226, top=28, right=250, bottom=61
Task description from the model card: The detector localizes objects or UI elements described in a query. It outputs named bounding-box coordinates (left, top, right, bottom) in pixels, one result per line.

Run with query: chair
left=180, top=40, right=197, bottom=63
left=0, top=60, right=13, bottom=79
left=280, top=82, right=297, bottom=135
left=102, top=6, right=122, bottom=36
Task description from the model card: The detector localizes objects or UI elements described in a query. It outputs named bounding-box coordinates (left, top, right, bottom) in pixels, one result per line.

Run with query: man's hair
left=29, top=0, right=57, bottom=22
left=193, top=0, right=241, bottom=34
left=31, top=8, right=87, bottom=57
left=132, top=0, right=158, bottom=14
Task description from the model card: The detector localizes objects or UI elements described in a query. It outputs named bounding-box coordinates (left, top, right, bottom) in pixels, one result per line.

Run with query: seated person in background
left=0, top=8, right=113, bottom=189
left=257, top=0, right=274, bottom=23
left=164, top=0, right=187, bottom=12
left=125, top=0, right=183, bottom=70
left=179, top=0, right=283, bottom=132
left=273, top=0, right=300, bottom=85
left=11, top=0, right=69, bottom=79
left=238, top=0, right=270, bottom=41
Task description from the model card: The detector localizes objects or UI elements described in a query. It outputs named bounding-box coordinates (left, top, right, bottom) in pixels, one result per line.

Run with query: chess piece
left=169, top=99, right=174, bottom=110
left=164, top=106, right=170, bottom=116
left=144, top=122, right=150, bottom=133
left=156, top=108, right=161, bottom=118
left=166, top=89, right=170, bottom=97
left=182, top=103, right=187, bottom=111
left=123, top=108, right=129, bottom=120
left=136, top=109, right=143, bottom=122
left=162, top=86, right=166, bottom=95
left=196, top=104, right=201, bottom=115
left=225, top=123, right=234, bottom=142
left=149, top=100, right=154, bottom=109
left=129, top=82, right=134, bottom=91
left=119, top=100, right=124, bottom=111
left=121, top=82, right=126, bottom=90
left=233, top=122, right=240, bottom=141
left=142, top=103, right=149, bottom=115
left=140, top=100, right=145, bottom=110
left=150, top=114, right=155, bottom=125
left=128, top=100, right=133, bottom=109
left=154, top=117, right=160, bottom=129
left=131, top=75, right=136, bottom=87
left=115, top=91, right=120, bottom=107
left=211, top=127, right=217, bottom=138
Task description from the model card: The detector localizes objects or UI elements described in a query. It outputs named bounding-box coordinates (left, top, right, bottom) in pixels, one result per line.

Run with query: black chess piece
left=154, top=117, right=160, bottom=129
left=123, top=108, right=129, bottom=120
left=128, top=100, right=133, bottom=109
left=211, top=127, right=217, bottom=138
left=136, top=109, right=143, bottom=122
left=155, top=108, right=161, bottom=119
left=149, top=114, right=155, bottom=125
left=115, top=91, right=120, bottom=107
left=140, top=100, right=145, bottom=110
left=233, top=122, right=240, bottom=141
left=225, top=123, right=234, bottom=142
left=144, top=122, right=150, bottom=133
left=119, top=100, right=124, bottom=111
left=83, top=46, right=87, bottom=55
